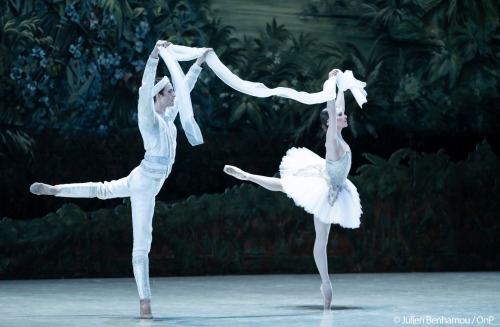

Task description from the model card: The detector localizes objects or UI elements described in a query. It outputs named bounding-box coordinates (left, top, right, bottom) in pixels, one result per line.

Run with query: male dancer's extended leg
left=30, top=178, right=130, bottom=199
left=30, top=171, right=157, bottom=318
left=313, top=217, right=333, bottom=310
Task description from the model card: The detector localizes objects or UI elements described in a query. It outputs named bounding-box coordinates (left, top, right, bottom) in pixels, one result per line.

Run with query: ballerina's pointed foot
left=30, top=183, right=60, bottom=196
left=223, top=165, right=249, bottom=181
left=320, top=282, right=332, bottom=310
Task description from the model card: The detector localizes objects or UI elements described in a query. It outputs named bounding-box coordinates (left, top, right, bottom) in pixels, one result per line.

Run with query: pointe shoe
left=223, top=165, right=249, bottom=181
left=30, top=183, right=60, bottom=195
left=320, top=282, right=332, bottom=310
left=139, top=298, right=153, bottom=319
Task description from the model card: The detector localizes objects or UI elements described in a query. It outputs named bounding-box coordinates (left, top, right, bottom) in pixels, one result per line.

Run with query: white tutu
left=279, top=147, right=362, bottom=228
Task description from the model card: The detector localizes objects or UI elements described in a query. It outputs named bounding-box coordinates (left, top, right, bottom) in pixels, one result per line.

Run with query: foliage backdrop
left=0, top=0, right=499, bottom=278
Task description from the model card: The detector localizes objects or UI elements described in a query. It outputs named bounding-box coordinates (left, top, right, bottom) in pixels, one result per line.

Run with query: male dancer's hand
left=150, top=40, right=171, bottom=59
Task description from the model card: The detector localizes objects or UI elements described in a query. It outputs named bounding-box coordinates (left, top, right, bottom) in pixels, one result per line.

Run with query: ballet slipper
left=223, top=165, right=249, bottom=181
left=320, top=282, right=332, bottom=310
left=139, top=298, right=153, bottom=319
left=30, top=183, right=60, bottom=196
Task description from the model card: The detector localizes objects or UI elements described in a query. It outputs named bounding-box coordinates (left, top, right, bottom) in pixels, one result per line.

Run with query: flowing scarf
left=157, top=45, right=367, bottom=146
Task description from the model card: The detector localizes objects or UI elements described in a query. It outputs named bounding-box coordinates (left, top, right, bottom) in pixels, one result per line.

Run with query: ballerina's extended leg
left=223, top=165, right=284, bottom=192
left=223, top=165, right=249, bottom=180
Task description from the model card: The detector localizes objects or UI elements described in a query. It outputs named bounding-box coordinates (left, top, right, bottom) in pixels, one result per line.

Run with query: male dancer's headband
left=153, top=76, right=170, bottom=96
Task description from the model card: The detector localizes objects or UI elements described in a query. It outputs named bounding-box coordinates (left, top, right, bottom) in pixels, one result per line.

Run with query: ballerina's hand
left=196, top=48, right=213, bottom=65
left=329, top=69, right=341, bottom=78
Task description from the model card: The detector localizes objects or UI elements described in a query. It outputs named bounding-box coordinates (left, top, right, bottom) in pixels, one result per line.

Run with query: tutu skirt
left=279, top=147, right=362, bottom=228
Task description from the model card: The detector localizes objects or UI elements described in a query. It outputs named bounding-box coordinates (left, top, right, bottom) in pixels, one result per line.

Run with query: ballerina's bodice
left=326, top=151, right=351, bottom=186
left=325, top=151, right=352, bottom=205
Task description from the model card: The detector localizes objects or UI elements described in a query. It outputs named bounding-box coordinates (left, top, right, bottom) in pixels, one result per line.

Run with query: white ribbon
left=159, top=48, right=203, bottom=146
left=158, top=45, right=368, bottom=145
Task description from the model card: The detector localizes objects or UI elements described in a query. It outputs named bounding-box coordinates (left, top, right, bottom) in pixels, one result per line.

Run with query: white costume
left=53, top=57, right=203, bottom=300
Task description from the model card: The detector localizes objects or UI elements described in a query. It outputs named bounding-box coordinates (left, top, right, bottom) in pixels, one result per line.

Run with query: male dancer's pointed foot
left=320, top=282, right=332, bottom=310
left=139, top=299, right=153, bottom=319
left=223, top=165, right=249, bottom=181
left=30, top=183, right=60, bottom=195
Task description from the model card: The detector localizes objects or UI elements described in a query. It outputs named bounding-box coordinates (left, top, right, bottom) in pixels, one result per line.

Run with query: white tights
left=54, top=167, right=166, bottom=299
left=246, top=174, right=283, bottom=192
left=245, top=173, right=331, bottom=284
left=313, top=217, right=332, bottom=285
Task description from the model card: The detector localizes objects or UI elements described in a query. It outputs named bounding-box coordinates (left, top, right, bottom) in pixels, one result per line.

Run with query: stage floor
left=1, top=272, right=499, bottom=327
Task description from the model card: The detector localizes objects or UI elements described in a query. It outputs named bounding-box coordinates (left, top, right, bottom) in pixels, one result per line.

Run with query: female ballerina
left=223, top=68, right=362, bottom=310
left=30, top=40, right=211, bottom=319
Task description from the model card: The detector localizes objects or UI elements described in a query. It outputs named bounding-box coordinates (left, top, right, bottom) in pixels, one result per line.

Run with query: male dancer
left=30, top=40, right=211, bottom=319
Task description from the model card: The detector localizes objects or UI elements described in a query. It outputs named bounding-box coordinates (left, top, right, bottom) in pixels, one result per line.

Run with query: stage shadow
left=295, top=305, right=364, bottom=311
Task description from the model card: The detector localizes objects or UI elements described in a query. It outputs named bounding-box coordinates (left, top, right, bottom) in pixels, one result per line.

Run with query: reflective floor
left=0, top=272, right=499, bottom=327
